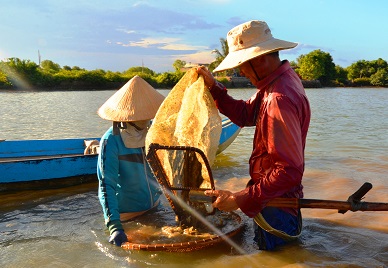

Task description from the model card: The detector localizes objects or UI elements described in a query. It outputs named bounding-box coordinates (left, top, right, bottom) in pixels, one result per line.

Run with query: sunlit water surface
left=1, top=87, right=387, bottom=267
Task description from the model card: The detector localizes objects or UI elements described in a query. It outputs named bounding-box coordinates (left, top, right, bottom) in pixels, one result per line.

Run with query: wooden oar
left=266, top=182, right=388, bottom=213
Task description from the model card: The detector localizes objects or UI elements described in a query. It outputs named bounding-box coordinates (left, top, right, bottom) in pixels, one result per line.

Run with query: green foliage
left=155, top=72, right=184, bottom=88
left=123, top=66, right=155, bottom=77
left=210, top=38, right=234, bottom=76
left=131, top=73, right=158, bottom=87
left=104, top=71, right=127, bottom=83
left=208, top=61, right=218, bottom=73
left=347, top=60, right=370, bottom=80
left=216, top=77, right=229, bottom=85
left=173, top=59, right=186, bottom=72
left=55, top=69, right=81, bottom=79
left=1, top=52, right=387, bottom=90
left=211, top=38, right=228, bottom=67
left=333, top=65, right=348, bottom=86
left=346, top=58, right=388, bottom=84
left=297, top=49, right=336, bottom=86
left=75, top=70, right=108, bottom=86
left=40, top=60, right=61, bottom=73
left=6, top=57, right=40, bottom=74
left=0, top=57, right=168, bottom=90
left=289, top=61, right=298, bottom=68
left=370, top=69, right=388, bottom=86
left=0, top=68, right=12, bottom=88
left=353, top=77, right=371, bottom=87
left=0, top=57, right=40, bottom=88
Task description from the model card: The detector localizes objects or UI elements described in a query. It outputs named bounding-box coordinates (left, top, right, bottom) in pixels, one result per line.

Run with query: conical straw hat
left=98, top=75, right=165, bottom=122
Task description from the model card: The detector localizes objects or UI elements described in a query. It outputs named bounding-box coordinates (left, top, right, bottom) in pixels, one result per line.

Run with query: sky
left=1, top=0, right=387, bottom=73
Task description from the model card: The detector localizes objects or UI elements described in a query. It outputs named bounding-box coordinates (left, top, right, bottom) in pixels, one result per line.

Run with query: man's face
left=239, top=55, right=269, bottom=86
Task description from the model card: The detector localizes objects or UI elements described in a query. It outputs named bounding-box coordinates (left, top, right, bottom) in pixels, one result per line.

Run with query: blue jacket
left=97, top=127, right=161, bottom=230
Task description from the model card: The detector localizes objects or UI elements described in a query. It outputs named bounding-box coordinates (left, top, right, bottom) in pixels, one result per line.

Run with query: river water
left=0, top=87, right=387, bottom=267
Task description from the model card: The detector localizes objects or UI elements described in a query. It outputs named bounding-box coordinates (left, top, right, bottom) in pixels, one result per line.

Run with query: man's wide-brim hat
left=214, top=20, right=297, bottom=72
left=98, top=75, right=165, bottom=122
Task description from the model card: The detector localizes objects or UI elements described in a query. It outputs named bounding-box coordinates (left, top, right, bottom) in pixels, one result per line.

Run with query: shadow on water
left=0, top=181, right=98, bottom=213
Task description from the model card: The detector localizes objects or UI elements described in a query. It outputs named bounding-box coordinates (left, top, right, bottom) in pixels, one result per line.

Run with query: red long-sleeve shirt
left=210, top=61, right=311, bottom=217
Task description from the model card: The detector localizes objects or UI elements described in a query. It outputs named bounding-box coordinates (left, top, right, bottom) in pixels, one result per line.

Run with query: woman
left=97, top=76, right=165, bottom=246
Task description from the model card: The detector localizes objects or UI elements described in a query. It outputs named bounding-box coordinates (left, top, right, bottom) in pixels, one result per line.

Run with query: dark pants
left=254, top=207, right=302, bottom=250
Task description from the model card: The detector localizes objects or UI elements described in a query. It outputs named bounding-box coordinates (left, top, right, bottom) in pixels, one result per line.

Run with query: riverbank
left=219, top=76, right=323, bottom=88
left=2, top=77, right=386, bottom=91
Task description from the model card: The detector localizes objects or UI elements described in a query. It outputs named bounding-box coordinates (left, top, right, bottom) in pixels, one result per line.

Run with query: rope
left=253, top=213, right=300, bottom=242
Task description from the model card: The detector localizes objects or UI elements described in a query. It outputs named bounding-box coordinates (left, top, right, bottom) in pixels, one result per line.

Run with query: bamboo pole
left=266, top=182, right=388, bottom=212
left=266, top=198, right=388, bottom=212
left=188, top=182, right=388, bottom=212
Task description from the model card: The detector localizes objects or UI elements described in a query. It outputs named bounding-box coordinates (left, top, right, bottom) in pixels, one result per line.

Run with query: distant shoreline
left=221, top=76, right=323, bottom=88
left=1, top=79, right=386, bottom=91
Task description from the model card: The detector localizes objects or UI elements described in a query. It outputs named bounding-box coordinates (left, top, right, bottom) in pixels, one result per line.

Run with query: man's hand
left=108, top=229, right=128, bottom=246
left=204, top=189, right=239, bottom=212
left=197, top=66, right=216, bottom=89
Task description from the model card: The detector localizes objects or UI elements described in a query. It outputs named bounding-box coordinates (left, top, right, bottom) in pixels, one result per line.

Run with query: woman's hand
left=108, top=229, right=128, bottom=246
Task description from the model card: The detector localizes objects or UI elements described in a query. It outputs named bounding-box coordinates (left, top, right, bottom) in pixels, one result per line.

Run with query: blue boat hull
left=217, top=119, right=241, bottom=154
left=0, top=119, right=240, bottom=191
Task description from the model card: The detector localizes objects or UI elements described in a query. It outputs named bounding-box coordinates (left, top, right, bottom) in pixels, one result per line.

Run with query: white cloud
left=118, top=37, right=178, bottom=48
left=116, top=28, right=136, bottom=34
left=160, top=43, right=207, bottom=51
left=116, top=37, right=208, bottom=51
left=177, top=50, right=215, bottom=65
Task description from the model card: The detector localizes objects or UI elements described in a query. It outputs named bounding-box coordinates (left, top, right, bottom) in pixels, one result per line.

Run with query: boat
left=217, top=118, right=241, bottom=154
left=0, top=118, right=241, bottom=192
left=0, top=138, right=99, bottom=192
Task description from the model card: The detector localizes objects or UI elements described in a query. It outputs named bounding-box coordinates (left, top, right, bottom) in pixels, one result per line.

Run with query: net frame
left=146, top=143, right=216, bottom=215
left=120, top=143, right=244, bottom=252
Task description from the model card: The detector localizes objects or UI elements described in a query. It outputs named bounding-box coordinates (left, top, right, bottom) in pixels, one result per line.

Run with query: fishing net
left=122, top=144, right=244, bottom=252
left=121, top=68, right=243, bottom=252
left=145, top=68, right=222, bottom=166
left=145, top=68, right=223, bottom=226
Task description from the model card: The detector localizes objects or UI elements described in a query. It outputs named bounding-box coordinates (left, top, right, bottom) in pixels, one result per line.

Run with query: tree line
left=210, top=38, right=388, bottom=87
left=292, top=50, right=388, bottom=87
left=0, top=47, right=387, bottom=90
left=0, top=58, right=185, bottom=90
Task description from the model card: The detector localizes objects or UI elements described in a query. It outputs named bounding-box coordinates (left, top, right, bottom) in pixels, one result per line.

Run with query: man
left=198, top=20, right=311, bottom=250
left=97, top=76, right=165, bottom=246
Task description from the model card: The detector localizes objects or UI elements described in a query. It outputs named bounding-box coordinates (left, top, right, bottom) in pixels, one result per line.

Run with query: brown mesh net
left=145, top=68, right=222, bottom=166
left=146, top=145, right=215, bottom=224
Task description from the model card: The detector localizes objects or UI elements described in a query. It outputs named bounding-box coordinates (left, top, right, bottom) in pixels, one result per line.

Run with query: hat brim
left=213, top=38, right=297, bottom=72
